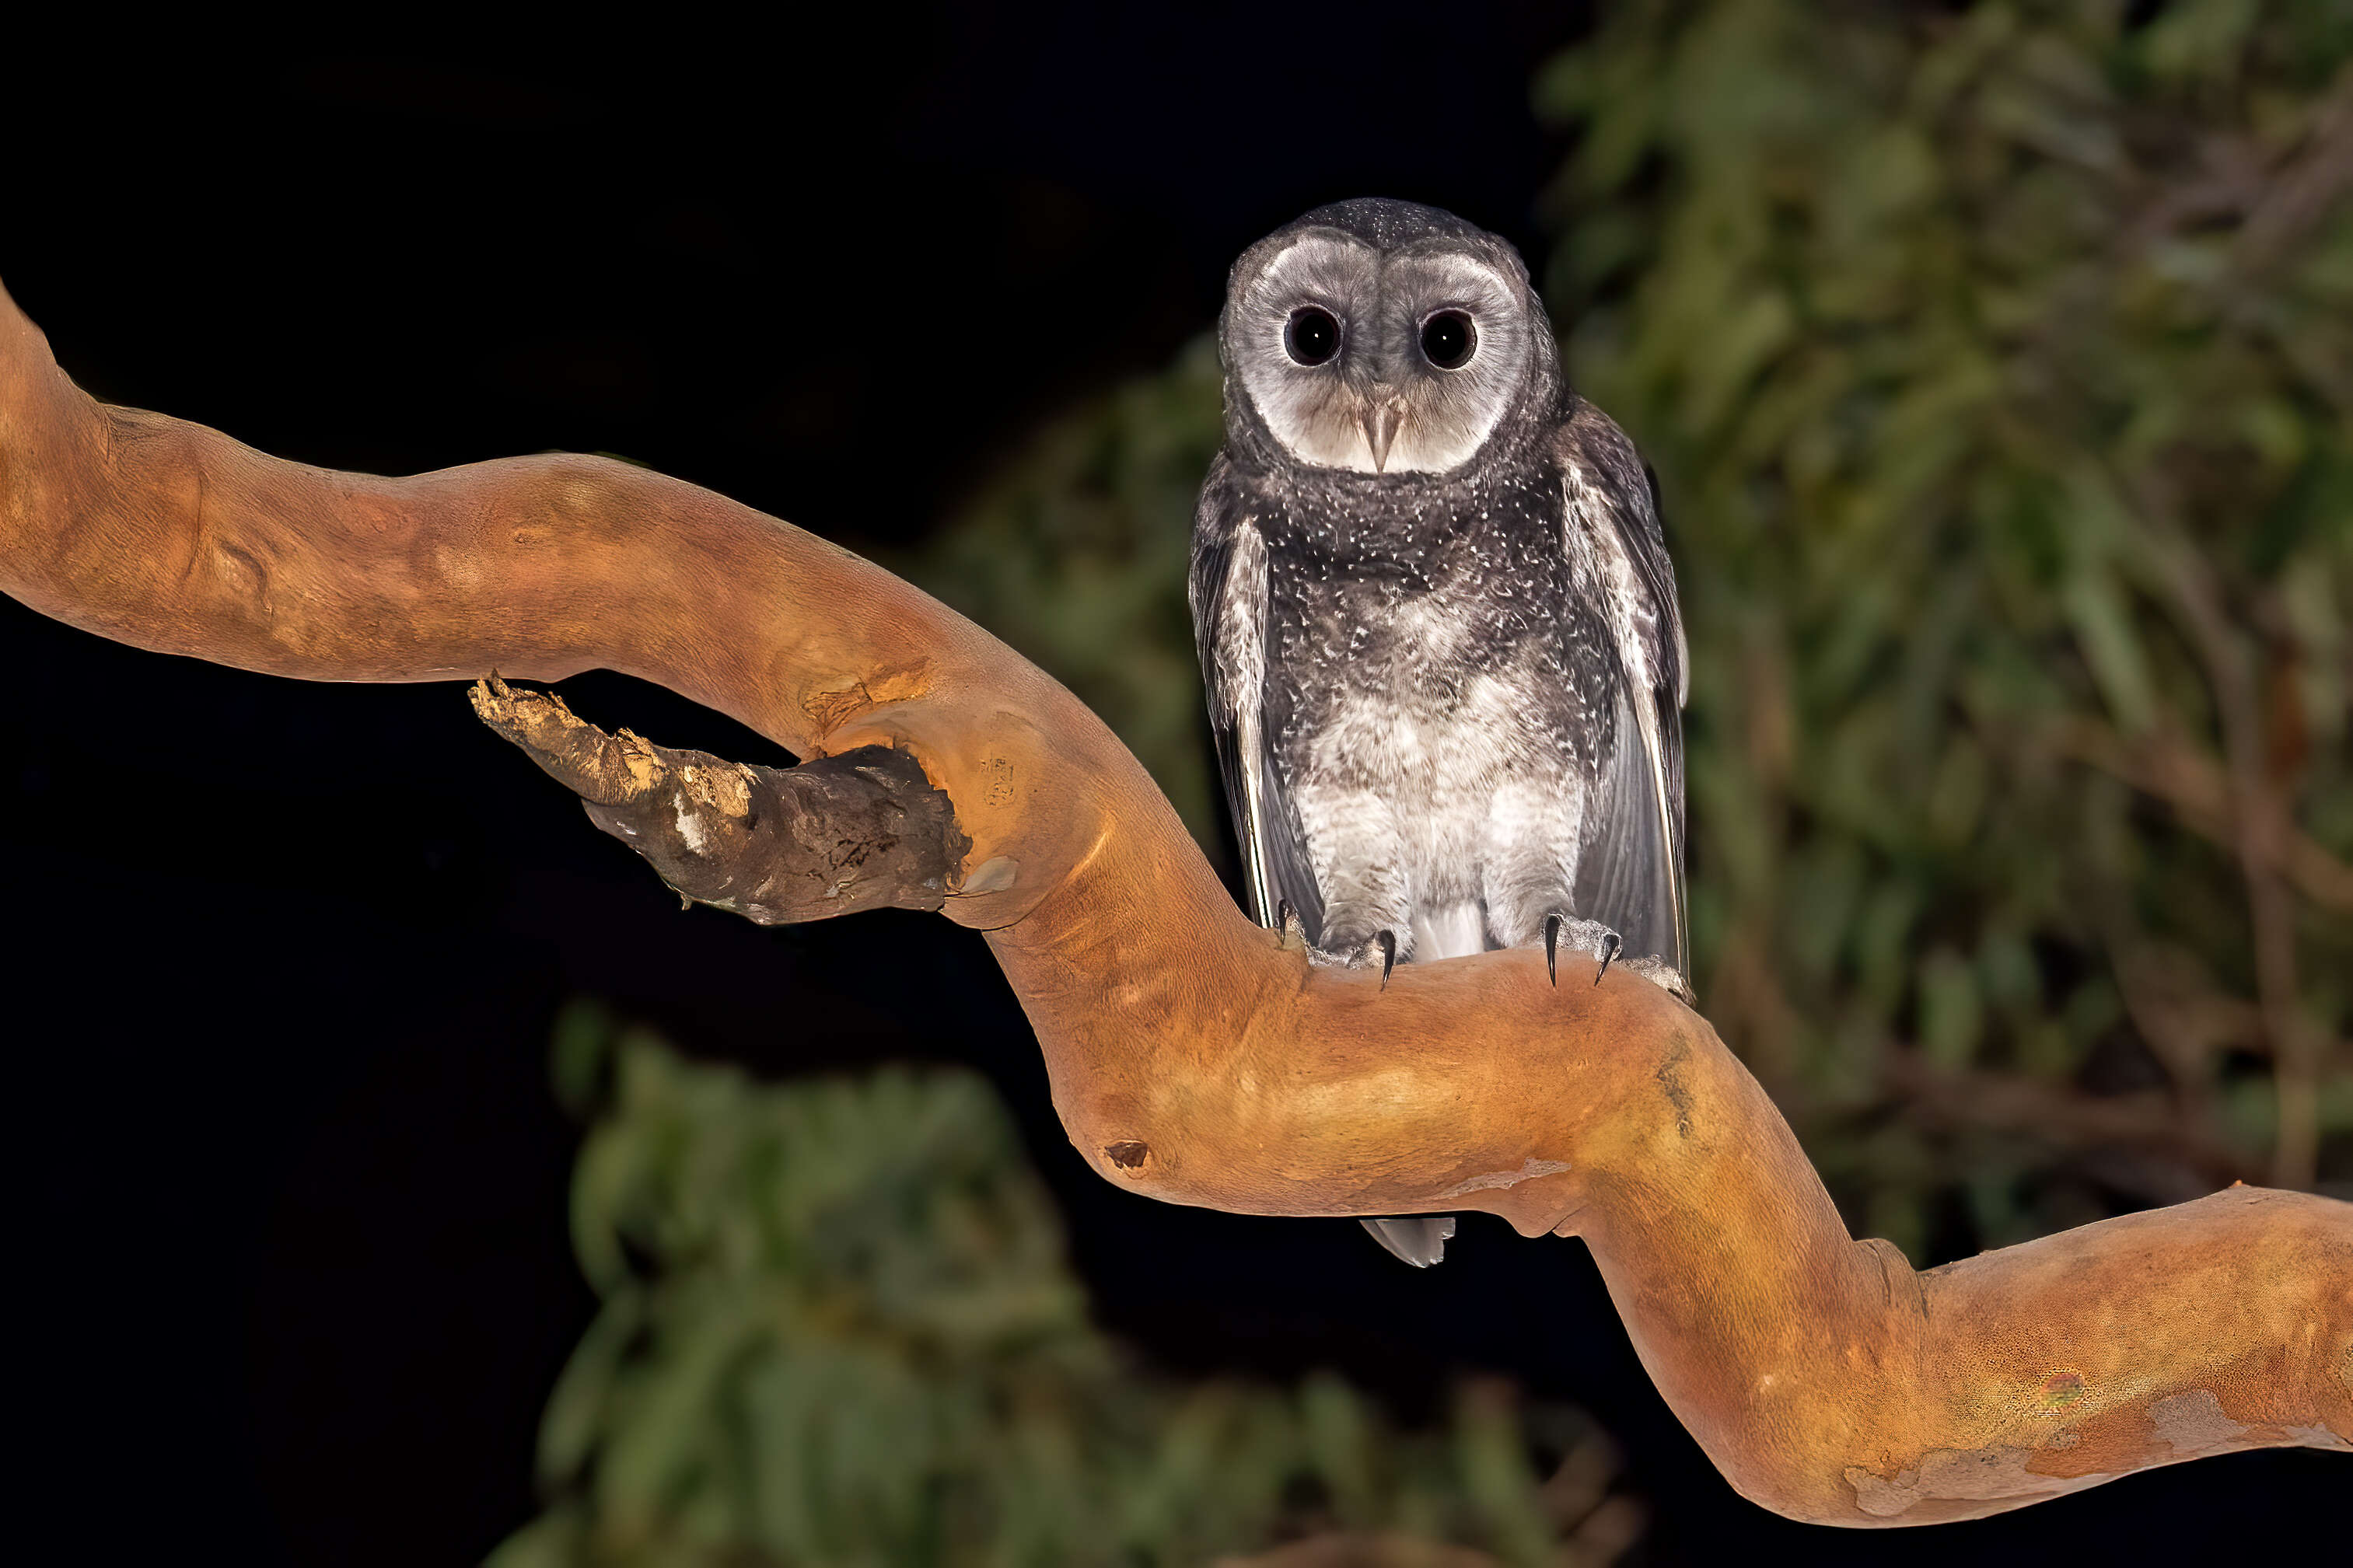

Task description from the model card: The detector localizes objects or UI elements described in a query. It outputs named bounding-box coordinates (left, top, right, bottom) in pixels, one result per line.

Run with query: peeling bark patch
left=2281, top=1423, right=2352, bottom=1451
left=1655, top=1037, right=1693, bottom=1139
left=1844, top=1446, right=2069, bottom=1518
left=1848, top=1393, right=2273, bottom=1516
left=958, top=855, right=1019, bottom=895
left=2148, top=1390, right=2245, bottom=1456
left=801, top=662, right=932, bottom=735
left=214, top=540, right=269, bottom=612
left=2036, top=1371, right=2086, bottom=1415
left=1440, top=1158, right=1572, bottom=1198
left=981, top=755, right=1016, bottom=808
left=1103, top=1140, right=1149, bottom=1172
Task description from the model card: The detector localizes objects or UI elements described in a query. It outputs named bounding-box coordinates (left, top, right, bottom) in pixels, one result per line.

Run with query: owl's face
left=1225, top=225, right=1538, bottom=476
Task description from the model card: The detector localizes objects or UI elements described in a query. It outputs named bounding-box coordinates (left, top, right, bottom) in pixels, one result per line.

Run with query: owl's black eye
left=1420, top=310, right=1477, bottom=370
left=1284, top=306, right=1341, bottom=366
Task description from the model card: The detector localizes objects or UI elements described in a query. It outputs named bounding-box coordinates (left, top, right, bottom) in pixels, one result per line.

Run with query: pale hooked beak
left=1359, top=386, right=1407, bottom=473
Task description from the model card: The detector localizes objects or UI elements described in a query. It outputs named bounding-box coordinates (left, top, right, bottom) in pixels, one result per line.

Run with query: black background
left=2, top=9, right=2336, bottom=1564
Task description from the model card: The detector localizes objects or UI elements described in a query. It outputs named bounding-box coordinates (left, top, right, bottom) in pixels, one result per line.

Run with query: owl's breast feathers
left=1252, top=452, right=1620, bottom=790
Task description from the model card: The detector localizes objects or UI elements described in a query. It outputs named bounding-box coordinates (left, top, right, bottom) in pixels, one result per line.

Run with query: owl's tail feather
left=1358, top=909, right=1484, bottom=1264
left=1361, top=1215, right=1456, bottom=1268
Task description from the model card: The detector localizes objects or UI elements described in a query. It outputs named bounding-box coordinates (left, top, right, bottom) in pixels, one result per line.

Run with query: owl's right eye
left=1284, top=306, right=1341, bottom=366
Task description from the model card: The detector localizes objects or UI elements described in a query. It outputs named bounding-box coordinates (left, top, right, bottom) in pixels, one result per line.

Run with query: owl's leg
left=1479, top=780, right=1618, bottom=985
left=1292, top=784, right=1414, bottom=980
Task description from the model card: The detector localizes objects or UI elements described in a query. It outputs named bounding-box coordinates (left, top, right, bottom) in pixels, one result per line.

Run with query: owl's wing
left=1188, top=457, right=1325, bottom=941
left=1559, top=407, right=1690, bottom=976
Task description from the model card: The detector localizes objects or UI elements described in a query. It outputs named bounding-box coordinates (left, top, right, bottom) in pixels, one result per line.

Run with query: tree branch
left=3, top=281, right=2346, bottom=1527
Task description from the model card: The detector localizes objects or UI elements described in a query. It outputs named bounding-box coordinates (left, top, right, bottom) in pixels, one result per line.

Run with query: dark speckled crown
left=1281, top=197, right=1491, bottom=251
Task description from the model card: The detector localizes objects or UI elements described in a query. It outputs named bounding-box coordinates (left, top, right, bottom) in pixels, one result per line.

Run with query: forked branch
left=2, top=281, right=2345, bottom=1527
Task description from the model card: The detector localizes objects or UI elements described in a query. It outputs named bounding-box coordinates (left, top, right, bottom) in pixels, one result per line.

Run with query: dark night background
left=3, top=9, right=2338, bottom=1565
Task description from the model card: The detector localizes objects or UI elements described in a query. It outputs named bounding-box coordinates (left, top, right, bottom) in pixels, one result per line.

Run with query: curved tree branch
left=2, top=281, right=2346, bottom=1527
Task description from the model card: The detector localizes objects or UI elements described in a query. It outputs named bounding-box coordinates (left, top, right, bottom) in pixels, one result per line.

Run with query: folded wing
left=1560, top=408, right=1690, bottom=976
left=1189, top=458, right=1324, bottom=941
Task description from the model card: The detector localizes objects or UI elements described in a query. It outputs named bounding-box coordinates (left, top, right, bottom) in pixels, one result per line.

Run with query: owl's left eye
left=1420, top=310, right=1477, bottom=370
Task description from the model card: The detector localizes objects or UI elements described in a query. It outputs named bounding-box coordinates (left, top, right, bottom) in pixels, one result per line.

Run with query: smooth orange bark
left=3, top=282, right=2344, bottom=1524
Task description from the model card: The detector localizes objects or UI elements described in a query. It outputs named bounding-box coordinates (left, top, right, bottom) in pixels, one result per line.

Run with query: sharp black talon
left=1594, top=930, right=1623, bottom=986
left=1376, top=929, right=1397, bottom=990
left=1544, top=914, right=1561, bottom=987
left=1277, top=898, right=1294, bottom=930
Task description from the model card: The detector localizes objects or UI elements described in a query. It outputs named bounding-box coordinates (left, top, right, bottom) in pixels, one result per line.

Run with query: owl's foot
left=1619, top=955, right=1694, bottom=1003
left=1308, top=927, right=1400, bottom=987
left=1542, top=914, right=1622, bottom=987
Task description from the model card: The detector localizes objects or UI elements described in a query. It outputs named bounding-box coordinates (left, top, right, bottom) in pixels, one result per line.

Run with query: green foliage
left=491, top=1005, right=1638, bottom=1568
left=1534, top=0, right=2353, bottom=1245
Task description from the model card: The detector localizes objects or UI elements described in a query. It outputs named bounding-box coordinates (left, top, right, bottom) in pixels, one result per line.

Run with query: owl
left=1188, top=198, right=1690, bottom=1268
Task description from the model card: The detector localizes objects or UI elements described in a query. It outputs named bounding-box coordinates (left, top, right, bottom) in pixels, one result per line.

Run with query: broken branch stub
left=470, top=674, right=968, bottom=921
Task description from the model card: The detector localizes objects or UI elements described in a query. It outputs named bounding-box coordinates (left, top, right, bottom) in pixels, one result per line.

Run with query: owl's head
left=1218, top=199, right=1558, bottom=477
